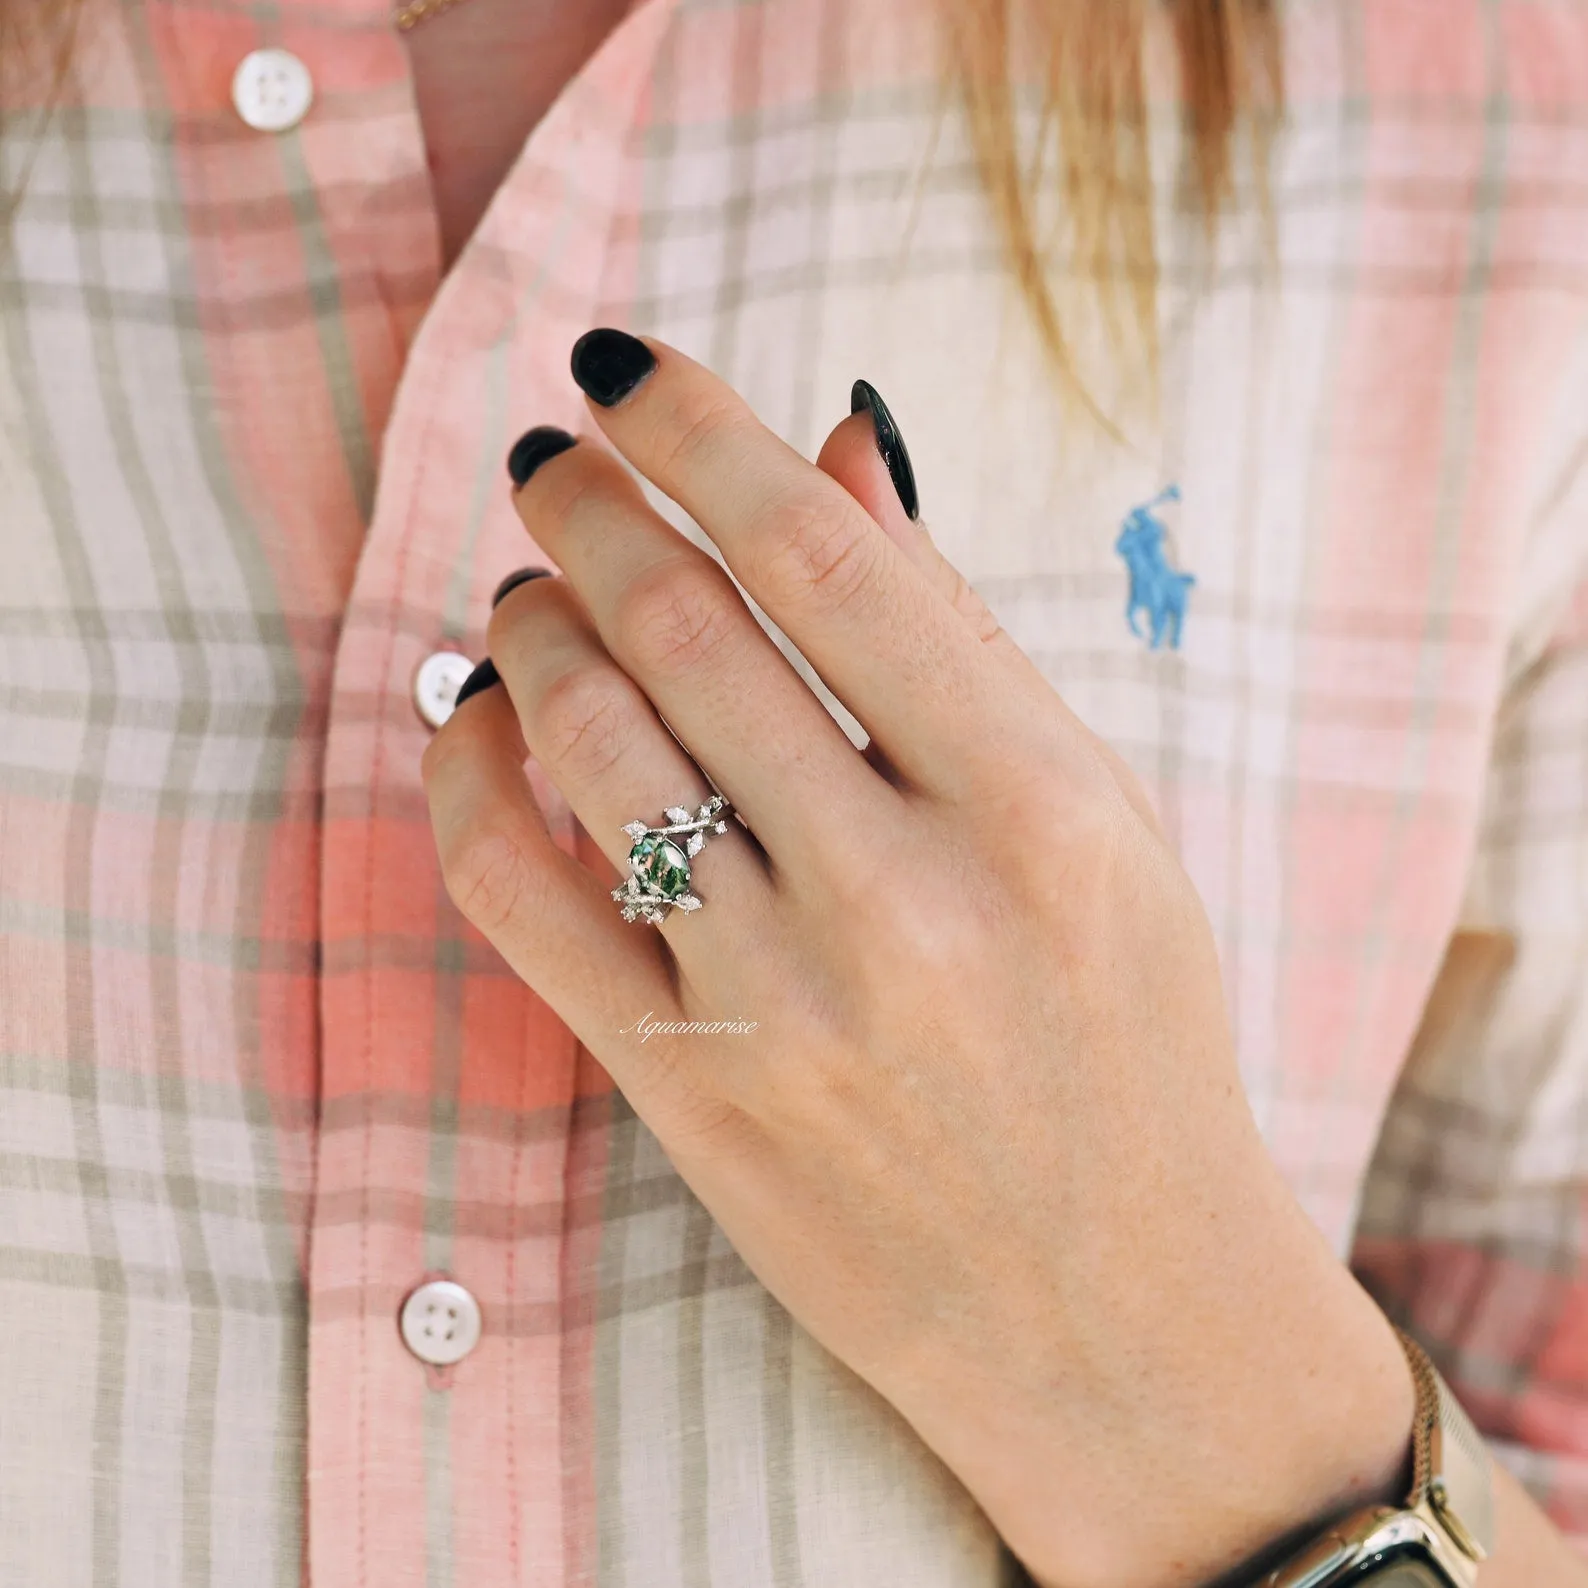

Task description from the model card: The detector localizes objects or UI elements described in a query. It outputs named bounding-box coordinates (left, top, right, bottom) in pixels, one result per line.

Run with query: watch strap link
left=1393, top=1328, right=1495, bottom=1562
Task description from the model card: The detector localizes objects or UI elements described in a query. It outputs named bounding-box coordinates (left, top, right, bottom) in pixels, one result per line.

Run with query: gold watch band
left=1394, top=1328, right=1495, bottom=1563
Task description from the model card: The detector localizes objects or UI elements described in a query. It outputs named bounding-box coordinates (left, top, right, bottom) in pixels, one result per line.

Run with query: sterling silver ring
left=613, top=794, right=732, bottom=926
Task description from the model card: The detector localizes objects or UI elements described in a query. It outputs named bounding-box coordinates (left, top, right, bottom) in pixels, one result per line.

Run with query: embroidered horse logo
left=1116, top=485, right=1194, bottom=651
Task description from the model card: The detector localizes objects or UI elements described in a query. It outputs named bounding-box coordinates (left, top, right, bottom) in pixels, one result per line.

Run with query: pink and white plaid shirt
left=2, top=0, right=1586, bottom=1582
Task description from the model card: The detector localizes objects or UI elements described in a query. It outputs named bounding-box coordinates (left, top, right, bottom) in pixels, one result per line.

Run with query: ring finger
left=488, top=572, right=777, bottom=956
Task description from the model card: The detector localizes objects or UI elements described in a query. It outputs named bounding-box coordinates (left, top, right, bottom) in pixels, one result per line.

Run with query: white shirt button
left=231, top=48, right=314, bottom=133
left=413, top=650, right=475, bottom=730
left=400, top=1279, right=482, bottom=1367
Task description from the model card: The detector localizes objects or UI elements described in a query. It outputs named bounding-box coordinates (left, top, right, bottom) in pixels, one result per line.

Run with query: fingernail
left=850, top=378, right=919, bottom=522
left=571, top=328, right=657, bottom=408
left=452, top=657, right=501, bottom=710
left=491, top=566, right=554, bottom=608
left=507, top=426, right=577, bottom=488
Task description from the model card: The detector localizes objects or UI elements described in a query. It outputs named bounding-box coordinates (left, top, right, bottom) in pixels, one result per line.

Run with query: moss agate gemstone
left=628, top=834, right=691, bottom=899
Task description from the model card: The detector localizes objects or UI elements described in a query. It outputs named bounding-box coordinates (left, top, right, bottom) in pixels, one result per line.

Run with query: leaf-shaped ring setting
left=612, top=793, right=733, bottom=926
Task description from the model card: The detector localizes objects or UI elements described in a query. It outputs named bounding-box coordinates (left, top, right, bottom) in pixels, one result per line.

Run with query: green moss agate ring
left=613, top=793, right=732, bottom=925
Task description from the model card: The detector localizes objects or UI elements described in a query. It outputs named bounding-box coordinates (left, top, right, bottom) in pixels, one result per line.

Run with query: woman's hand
left=421, top=331, right=1415, bottom=1588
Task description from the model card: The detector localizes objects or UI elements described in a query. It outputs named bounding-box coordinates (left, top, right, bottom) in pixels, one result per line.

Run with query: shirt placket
left=308, top=3, right=680, bottom=1582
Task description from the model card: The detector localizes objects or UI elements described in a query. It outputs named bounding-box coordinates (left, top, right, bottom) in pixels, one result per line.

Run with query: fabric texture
left=1, top=0, right=1586, bottom=1582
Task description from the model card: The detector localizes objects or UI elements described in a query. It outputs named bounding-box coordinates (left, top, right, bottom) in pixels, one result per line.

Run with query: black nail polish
left=491, top=566, right=554, bottom=608
left=570, top=328, right=658, bottom=408
left=850, top=378, right=919, bottom=522
left=507, top=426, right=577, bottom=488
left=452, top=657, right=501, bottom=710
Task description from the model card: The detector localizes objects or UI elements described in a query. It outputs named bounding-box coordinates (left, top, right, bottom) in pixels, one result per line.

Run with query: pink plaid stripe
left=1, top=0, right=1585, bottom=1582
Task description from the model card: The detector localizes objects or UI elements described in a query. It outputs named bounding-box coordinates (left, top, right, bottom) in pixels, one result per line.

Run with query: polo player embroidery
left=1116, top=485, right=1194, bottom=650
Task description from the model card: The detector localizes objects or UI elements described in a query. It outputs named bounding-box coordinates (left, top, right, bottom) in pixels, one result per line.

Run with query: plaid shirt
left=2, top=0, right=1586, bottom=1581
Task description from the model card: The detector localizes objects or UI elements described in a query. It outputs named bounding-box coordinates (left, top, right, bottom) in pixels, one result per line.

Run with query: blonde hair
left=944, top=0, right=1281, bottom=426
left=3, top=0, right=1280, bottom=417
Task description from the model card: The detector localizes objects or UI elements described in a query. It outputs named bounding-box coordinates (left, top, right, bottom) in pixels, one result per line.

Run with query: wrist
left=1035, top=1286, right=1412, bottom=1588
left=892, top=1197, right=1416, bottom=1588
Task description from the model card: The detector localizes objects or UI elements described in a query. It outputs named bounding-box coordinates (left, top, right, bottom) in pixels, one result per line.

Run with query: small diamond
left=664, top=806, right=691, bottom=824
left=622, top=821, right=649, bottom=840
left=685, top=831, right=705, bottom=858
left=675, top=894, right=702, bottom=912
left=713, top=821, right=728, bottom=834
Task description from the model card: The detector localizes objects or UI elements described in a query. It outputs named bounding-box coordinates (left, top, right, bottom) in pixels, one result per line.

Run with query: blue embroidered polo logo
left=1116, top=485, right=1194, bottom=650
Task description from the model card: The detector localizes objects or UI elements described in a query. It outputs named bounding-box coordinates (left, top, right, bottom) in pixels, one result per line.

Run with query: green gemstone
left=629, top=834, right=692, bottom=900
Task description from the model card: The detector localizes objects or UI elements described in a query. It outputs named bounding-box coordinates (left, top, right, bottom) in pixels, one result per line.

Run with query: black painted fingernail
left=850, top=378, right=919, bottom=522
left=452, top=657, right=501, bottom=710
left=571, top=328, right=657, bottom=408
left=491, top=566, right=554, bottom=608
left=507, top=426, right=577, bottom=488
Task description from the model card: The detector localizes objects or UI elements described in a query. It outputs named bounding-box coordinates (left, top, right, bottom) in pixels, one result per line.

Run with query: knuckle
left=872, top=819, right=1017, bottom=966
left=1089, top=740, right=1162, bottom=838
left=992, top=768, right=1066, bottom=838
left=651, top=391, right=744, bottom=482
left=823, top=824, right=980, bottom=968
left=532, top=663, right=637, bottom=783
left=615, top=559, right=739, bottom=678
left=442, top=825, right=541, bottom=935
left=1004, top=777, right=1133, bottom=921
left=871, top=889, right=979, bottom=981
left=750, top=492, right=881, bottom=615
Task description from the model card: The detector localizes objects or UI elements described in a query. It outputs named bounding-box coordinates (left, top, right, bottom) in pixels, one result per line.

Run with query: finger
left=813, top=396, right=1163, bottom=833
left=504, top=427, right=898, bottom=873
left=487, top=571, right=778, bottom=947
left=420, top=674, right=687, bottom=1058
left=566, top=330, right=1027, bottom=800
left=814, top=397, right=1040, bottom=677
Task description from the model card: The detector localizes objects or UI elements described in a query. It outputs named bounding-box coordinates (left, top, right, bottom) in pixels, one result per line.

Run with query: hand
left=421, top=331, right=1416, bottom=1588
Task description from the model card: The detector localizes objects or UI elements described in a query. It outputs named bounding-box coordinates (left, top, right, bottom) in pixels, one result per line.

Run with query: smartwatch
left=1247, top=1329, right=1495, bottom=1587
